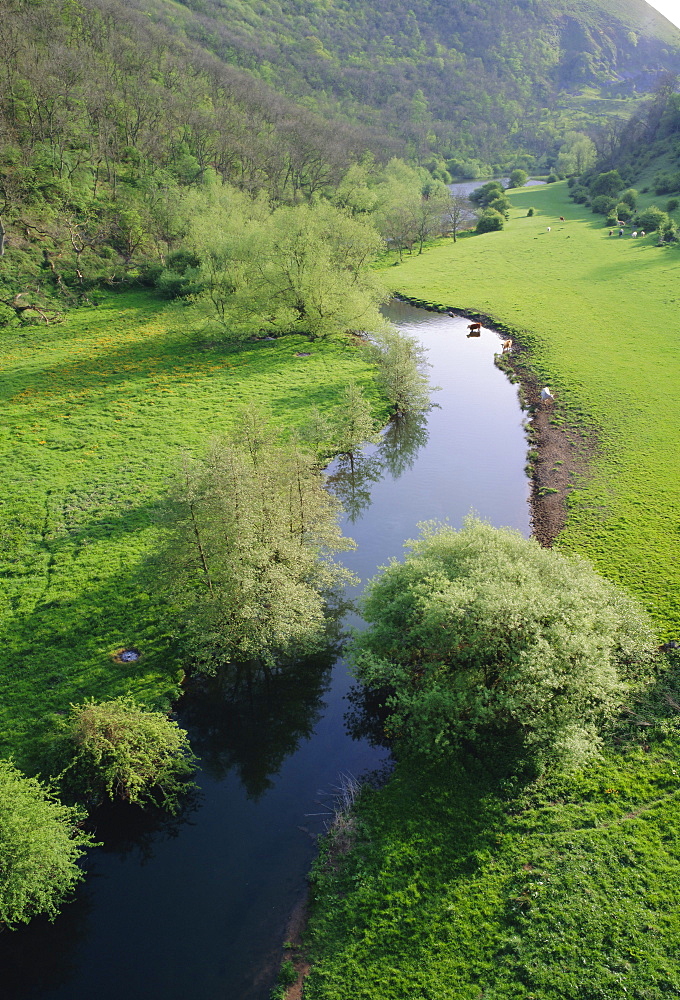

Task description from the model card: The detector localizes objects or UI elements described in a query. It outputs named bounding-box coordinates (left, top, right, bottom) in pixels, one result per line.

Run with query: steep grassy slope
left=383, top=181, right=680, bottom=635
left=0, top=292, right=383, bottom=769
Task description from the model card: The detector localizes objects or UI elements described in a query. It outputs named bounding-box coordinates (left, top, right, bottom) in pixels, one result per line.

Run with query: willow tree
left=349, top=518, right=657, bottom=764
left=159, top=409, right=356, bottom=676
left=0, top=760, right=93, bottom=928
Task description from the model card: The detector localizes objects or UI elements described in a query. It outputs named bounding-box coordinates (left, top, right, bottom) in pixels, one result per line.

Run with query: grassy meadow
left=305, top=693, right=680, bottom=999
left=383, top=180, right=680, bottom=636
left=0, top=293, right=383, bottom=769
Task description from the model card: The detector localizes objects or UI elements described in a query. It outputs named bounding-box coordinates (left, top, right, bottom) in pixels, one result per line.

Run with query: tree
left=442, top=192, right=476, bottom=242
left=192, top=195, right=390, bottom=340
left=0, top=759, right=93, bottom=928
left=159, top=409, right=356, bottom=675
left=349, top=519, right=656, bottom=764
left=332, top=381, right=382, bottom=471
left=635, top=205, right=668, bottom=232
left=365, top=327, right=434, bottom=417
left=590, top=170, right=623, bottom=198
left=475, top=207, right=504, bottom=233
left=54, top=697, right=197, bottom=812
left=470, top=181, right=505, bottom=207
left=508, top=169, right=528, bottom=188
left=555, top=132, right=596, bottom=176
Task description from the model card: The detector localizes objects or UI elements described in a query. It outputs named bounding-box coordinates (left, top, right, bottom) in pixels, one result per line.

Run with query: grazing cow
left=501, top=338, right=513, bottom=353
left=640, top=231, right=646, bottom=237
left=541, top=387, right=554, bottom=404
left=467, top=321, right=482, bottom=336
left=546, top=227, right=551, bottom=232
left=632, top=231, right=638, bottom=238
left=609, top=230, right=613, bottom=236
left=559, top=216, right=565, bottom=221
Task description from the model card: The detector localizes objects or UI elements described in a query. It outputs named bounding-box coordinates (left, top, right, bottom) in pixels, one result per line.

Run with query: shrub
left=570, top=186, right=589, bottom=204
left=475, top=208, right=504, bottom=233
left=0, top=759, right=93, bottom=928
left=634, top=205, right=668, bottom=232
left=349, top=519, right=656, bottom=765
left=666, top=197, right=679, bottom=212
left=546, top=173, right=559, bottom=183
left=620, top=188, right=638, bottom=210
left=508, top=169, right=528, bottom=188
left=590, top=170, right=623, bottom=198
left=55, top=697, right=197, bottom=812
left=591, top=194, right=618, bottom=216
left=614, top=201, right=633, bottom=222
left=526, top=207, right=535, bottom=217
left=653, top=171, right=680, bottom=196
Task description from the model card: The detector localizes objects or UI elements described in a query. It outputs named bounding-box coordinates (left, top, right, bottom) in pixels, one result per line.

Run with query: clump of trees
left=159, top=408, right=357, bottom=677
left=365, top=328, right=435, bottom=417
left=0, top=759, right=93, bottom=928
left=349, top=518, right=656, bottom=765
left=183, top=188, right=391, bottom=340
left=53, top=697, right=197, bottom=812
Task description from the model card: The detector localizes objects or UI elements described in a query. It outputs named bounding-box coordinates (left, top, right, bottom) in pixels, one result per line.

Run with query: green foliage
left=526, top=207, right=535, bottom=216
left=350, top=518, right=656, bottom=762
left=653, top=170, right=680, bottom=195
left=54, top=697, right=197, bottom=812
left=620, top=188, right=638, bottom=210
left=508, top=169, right=528, bottom=188
left=614, top=200, right=633, bottom=221
left=0, top=759, right=93, bottom=928
left=475, top=207, right=505, bottom=232
left=634, top=204, right=668, bottom=231
left=305, top=699, right=680, bottom=999
left=364, top=328, right=435, bottom=417
left=667, top=197, right=680, bottom=212
left=277, top=959, right=298, bottom=987
left=190, top=192, right=390, bottom=340
left=0, top=290, right=381, bottom=769
left=332, top=382, right=382, bottom=461
left=590, top=170, right=623, bottom=198
left=375, top=180, right=680, bottom=635
left=591, top=194, right=618, bottom=215
left=158, top=408, right=357, bottom=675
left=469, top=181, right=505, bottom=207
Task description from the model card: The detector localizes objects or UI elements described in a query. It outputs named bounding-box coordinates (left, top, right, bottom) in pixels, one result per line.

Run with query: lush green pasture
left=384, top=181, right=680, bottom=635
left=306, top=701, right=680, bottom=999
left=0, top=292, right=381, bottom=769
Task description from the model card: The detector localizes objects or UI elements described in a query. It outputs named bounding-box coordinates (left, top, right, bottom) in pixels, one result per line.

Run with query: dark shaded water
left=2, top=303, right=530, bottom=1000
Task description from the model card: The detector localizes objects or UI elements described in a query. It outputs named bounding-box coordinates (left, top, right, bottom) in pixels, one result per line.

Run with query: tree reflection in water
left=178, top=642, right=344, bottom=800
left=327, top=413, right=429, bottom=521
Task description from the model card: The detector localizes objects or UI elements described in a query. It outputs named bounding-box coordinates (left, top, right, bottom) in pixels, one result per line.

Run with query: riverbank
left=293, top=186, right=680, bottom=998
left=391, top=294, right=595, bottom=550
left=0, top=291, right=385, bottom=771
left=375, top=180, right=680, bottom=636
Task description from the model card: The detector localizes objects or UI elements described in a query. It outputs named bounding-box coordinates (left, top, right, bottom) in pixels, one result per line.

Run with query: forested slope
left=151, top=0, right=680, bottom=164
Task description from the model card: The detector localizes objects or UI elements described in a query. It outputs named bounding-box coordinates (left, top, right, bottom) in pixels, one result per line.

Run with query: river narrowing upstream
left=3, top=302, right=530, bottom=1000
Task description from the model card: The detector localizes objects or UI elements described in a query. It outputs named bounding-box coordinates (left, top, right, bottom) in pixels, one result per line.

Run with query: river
left=2, top=303, right=530, bottom=1000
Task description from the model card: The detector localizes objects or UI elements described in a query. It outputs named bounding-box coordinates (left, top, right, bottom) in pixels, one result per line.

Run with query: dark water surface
left=3, top=303, right=530, bottom=1000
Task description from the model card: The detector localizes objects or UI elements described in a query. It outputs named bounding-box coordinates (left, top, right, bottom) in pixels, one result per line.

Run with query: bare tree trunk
left=0, top=217, right=5, bottom=256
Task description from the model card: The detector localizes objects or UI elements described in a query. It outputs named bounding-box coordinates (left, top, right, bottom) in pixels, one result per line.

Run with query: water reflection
left=179, top=648, right=337, bottom=800
left=327, top=413, right=430, bottom=521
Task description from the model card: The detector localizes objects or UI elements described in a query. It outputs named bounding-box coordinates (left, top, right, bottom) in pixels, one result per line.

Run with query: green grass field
left=383, top=180, right=680, bottom=636
left=305, top=695, right=680, bottom=999
left=0, top=292, right=382, bottom=769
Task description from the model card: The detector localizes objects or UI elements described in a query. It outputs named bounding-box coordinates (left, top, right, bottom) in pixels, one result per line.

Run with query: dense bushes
left=54, top=698, right=197, bottom=812
left=349, top=519, right=656, bottom=764
left=475, top=208, right=505, bottom=233
left=0, top=760, right=93, bottom=928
